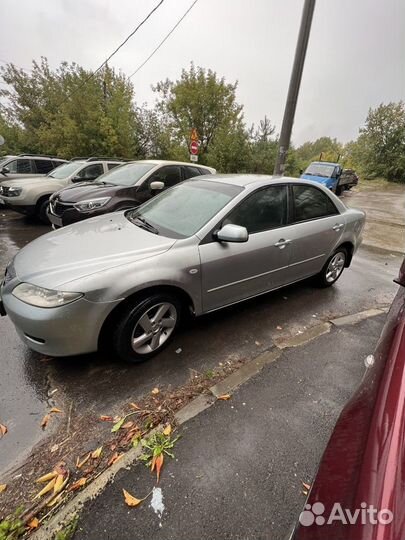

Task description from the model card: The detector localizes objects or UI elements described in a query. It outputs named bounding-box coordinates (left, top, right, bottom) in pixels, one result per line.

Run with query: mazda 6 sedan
left=0, top=175, right=365, bottom=363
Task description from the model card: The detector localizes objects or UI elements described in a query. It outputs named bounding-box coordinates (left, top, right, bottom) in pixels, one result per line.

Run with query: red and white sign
left=190, top=140, right=199, bottom=155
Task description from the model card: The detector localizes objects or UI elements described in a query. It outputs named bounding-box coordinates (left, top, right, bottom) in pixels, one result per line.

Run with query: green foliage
left=294, top=137, right=343, bottom=173
left=54, top=515, right=79, bottom=540
left=0, top=507, right=25, bottom=540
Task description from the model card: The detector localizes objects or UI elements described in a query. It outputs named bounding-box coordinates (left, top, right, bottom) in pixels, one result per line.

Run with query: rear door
left=199, top=185, right=291, bottom=312
left=3, top=158, right=36, bottom=179
left=34, top=159, right=55, bottom=175
left=284, top=184, right=345, bottom=281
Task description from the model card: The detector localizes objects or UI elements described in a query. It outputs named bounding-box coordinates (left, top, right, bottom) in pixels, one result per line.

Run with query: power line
left=129, top=0, right=199, bottom=79
left=56, top=0, right=165, bottom=107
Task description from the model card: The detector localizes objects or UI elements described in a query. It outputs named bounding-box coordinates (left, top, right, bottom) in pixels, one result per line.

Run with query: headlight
left=12, top=283, right=83, bottom=308
left=74, top=197, right=111, bottom=212
left=3, top=186, right=22, bottom=197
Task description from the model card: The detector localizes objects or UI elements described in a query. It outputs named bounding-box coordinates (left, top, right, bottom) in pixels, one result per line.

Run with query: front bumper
left=1, top=285, right=121, bottom=357
left=0, top=197, right=36, bottom=215
left=47, top=201, right=111, bottom=228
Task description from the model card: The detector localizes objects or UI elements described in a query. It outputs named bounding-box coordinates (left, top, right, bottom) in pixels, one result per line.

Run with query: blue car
left=300, top=161, right=343, bottom=193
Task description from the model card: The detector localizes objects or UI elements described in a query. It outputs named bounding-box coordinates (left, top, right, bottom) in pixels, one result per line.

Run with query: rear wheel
left=335, top=184, right=343, bottom=196
left=37, top=198, right=51, bottom=224
left=315, top=248, right=347, bottom=288
left=112, top=293, right=182, bottom=363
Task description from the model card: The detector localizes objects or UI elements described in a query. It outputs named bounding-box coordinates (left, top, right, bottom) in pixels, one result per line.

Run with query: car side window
left=293, top=185, right=338, bottom=222
left=76, top=164, right=104, bottom=180
left=183, top=166, right=202, bottom=179
left=148, top=165, right=182, bottom=188
left=107, top=162, right=120, bottom=171
left=223, top=185, right=287, bottom=234
left=7, top=159, right=33, bottom=174
left=34, top=159, right=54, bottom=174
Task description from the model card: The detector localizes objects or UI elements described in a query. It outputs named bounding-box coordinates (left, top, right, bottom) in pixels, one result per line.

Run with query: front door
left=199, top=185, right=292, bottom=312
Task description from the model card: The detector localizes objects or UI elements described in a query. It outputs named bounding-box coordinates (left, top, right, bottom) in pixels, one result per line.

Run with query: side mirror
left=1, top=166, right=10, bottom=175
left=71, top=176, right=83, bottom=183
left=150, top=181, right=165, bottom=192
left=217, top=224, right=248, bottom=243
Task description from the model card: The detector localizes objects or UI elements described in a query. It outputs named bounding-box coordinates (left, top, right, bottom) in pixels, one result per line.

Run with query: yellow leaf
left=47, top=492, right=64, bottom=507
left=302, top=482, right=311, bottom=490
left=123, top=488, right=143, bottom=507
left=0, top=484, right=7, bottom=493
left=53, top=474, right=64, bottom=494
left=0, top=423, right=8, bottom=437
left=50, top=407, right=63, bottom=414
left=76, top=452, right=91, bottom=469
left=122, top=421, right=134, bottom=430
left=41, top=414, right=51, bottom=429
left=155, top=453, right=164, bottom=482
left=28, top=517, right=39, bottom=529
left=91, top=446, right=103, bottom=459
left=36, top=471, right=57, bottom=484
left=69, top=477, right=87, bottom=492
left=33, top=478, right=56, bottom=500
left=163, top=424, right=172, bottom=436
left=129, top=402, right=141, bottom=410
left=99, top=415, right=113, bottom=422
left=218, top=394, right=231, bottom=400
left=151, top=387, right=160, bottom=395
left=108, top=452, right=124, bottom=467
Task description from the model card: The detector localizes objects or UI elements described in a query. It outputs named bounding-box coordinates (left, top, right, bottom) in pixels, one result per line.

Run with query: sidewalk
left=72, top=314, right=387, bottom=540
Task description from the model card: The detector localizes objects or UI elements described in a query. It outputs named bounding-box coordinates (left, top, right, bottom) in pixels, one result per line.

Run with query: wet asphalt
left=0, top=205, right=402, bottom=476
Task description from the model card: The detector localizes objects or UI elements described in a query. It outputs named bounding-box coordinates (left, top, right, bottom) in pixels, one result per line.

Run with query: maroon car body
left=292, top=258, right=405, bottom=540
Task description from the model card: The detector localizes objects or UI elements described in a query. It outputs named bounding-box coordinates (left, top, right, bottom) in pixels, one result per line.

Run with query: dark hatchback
left=47, top=160, right=215, bottom=228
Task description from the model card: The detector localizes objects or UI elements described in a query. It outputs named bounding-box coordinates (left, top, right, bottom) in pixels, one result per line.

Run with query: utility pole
left=273, top=0, right=316, bottom=176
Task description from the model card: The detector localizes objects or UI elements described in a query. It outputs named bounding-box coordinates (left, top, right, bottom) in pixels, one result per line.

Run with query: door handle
left=332, top=223, right=344, bottom=231
left=274, top=239, right=291, bottom=249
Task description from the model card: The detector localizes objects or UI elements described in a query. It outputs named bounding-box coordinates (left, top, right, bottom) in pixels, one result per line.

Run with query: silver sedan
left=0, top=175, right=365, bottom=363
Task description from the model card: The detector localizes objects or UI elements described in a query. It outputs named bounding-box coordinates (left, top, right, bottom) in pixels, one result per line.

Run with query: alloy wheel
left=131, top=302, right=177, bottom=355
left=326, top=252, right=345, bottom=283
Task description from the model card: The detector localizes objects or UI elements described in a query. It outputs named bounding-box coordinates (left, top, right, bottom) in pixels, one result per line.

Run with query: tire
left=335, top=184, right=343, bottom=196
left=315, top=248, right=347, bottom=288
left=112, top=293, right=182, bottom=363
left=37, top=198, right=51, bottom=224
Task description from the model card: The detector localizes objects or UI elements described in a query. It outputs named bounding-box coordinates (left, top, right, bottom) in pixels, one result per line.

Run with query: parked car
left=0, top=157, right=124, bottom=222
left=0, top=176, right=365, bottom=363
left=300, top=162, right=358, bottom=195
left=0, top=154, right=67, bottom=181
left=47, top=160, right=216, bottom=228
left=290, top=258, right=405, bottom=539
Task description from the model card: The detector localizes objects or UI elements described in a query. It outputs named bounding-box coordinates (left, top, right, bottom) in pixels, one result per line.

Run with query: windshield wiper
left=132, top=215, right=159, bottom=235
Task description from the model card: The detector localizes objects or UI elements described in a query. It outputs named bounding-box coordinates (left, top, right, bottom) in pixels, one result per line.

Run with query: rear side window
left=148, top=165, right=182, bottom=188
left=224, top=185, right=287, bottom=234
left=52, top=160, right=65, bottom=169
left=198, top=167, right=211, bottom=175
left=107, top=162, right=121, bottom=170
left=34, top=159, right=54, bottom=174
left=7, top=159, right=34, bottom=174
left=293, top=185, right=338, bottom=222
left=183, top=166, right=202, bottom=179
left=76, top=163, right=104, bottom=180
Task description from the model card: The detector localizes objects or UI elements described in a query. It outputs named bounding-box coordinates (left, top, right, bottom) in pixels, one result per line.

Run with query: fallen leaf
left=36, top=471, right=57, bottom=484
left=255, top=341, right=261, bottom=346
left=50, top=444, right=59, bottom=453
left=41, top=414, right=51, bottom=429
left=302, top=482, right=311, bottom=490
left=111, top=417, right=125, bottom=433
left=0, top=484, right=7, bottom=493
left=99, top=415, right=114, bottom=422
left=122, top=421, right=134, bottom=430
left=276, top=325, right=283, bottom=330
left=123, top=488, right=143, bottom=507
left=218, top=394, right=231, bottom=400
left=129, top=402, right=140, bottom=410
left=50, top=407, right=63, bottom=414
left=28, top=517, right=39, bottom=529
left=76, top=453, right=90, bottom=469
left=155, top=454, right=164, bottom=482
left=107, top=452, right=124, bottom=467
left=54, top=461, right=68, bottom=476
left=150, top=455, right=157, bottom=472
left=33, top=478, right=56, bottom=499
left=151, top=387, right=160, bottom=395
left=91, top=446, right=103, bottom=459
left=0, top=423, right=8, bottom=437
left=163, top=425, right=172, bottom=436
left=303, top=490, right=308, bottom=496
left=53, top=474, right=64, bottom=493
left=69, top=477, right=87, bottom=492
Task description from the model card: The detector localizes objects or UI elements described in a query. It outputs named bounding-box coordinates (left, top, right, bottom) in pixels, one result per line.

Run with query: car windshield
left=304, top=163, right=335, bottom=178
left=48, top=161, right=84, bottom=179
left=127, top=179, right=243, bottom=238
left=100, top=162, right=155, bottom=186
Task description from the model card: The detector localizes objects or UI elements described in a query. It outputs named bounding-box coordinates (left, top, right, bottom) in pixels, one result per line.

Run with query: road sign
left=190, top=140, right=199, bottom=155
left=190, top=128, right=198, bottom=141
left=190, top=154, right=198, bottom=162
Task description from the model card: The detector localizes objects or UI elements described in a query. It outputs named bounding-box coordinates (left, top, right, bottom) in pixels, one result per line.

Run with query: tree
left=0, top=58, right=139, bottom=158
left=356, top=102, right=405, bottom=181
left=248, top=116, right=278, bottom=174
left=295, top=137, right=343, bottom=172
left=153, top=64, right=244, bottom=163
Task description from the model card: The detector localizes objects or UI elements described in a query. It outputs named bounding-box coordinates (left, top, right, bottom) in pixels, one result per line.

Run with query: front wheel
left=315, top=248, right=347, bottom=288
left=37, top=198, right=51, bottom=224
left=112, top=293, right=182, bottom=363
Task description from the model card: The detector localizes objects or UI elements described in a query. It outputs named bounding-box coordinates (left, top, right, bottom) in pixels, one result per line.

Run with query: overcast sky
left=2, top=0, right=404, bottom=144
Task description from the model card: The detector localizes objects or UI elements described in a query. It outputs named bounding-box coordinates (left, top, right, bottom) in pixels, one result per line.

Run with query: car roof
left=310, top=161, right=338, bottom=166
left=134, top=159, right=213, bottom=170
left=200, top=174, right=308, bottom=187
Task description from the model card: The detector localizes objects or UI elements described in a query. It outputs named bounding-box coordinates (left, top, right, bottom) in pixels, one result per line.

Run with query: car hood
left=13, top=212, right=176, bottom=289
left=0, top=176, right=49, bottom=187
left=54, top=182, right=121, bottom=203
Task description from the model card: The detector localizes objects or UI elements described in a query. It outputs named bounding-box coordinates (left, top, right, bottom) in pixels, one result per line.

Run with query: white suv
left=0, top=154, right=67, bottom=181
left=0, top=157, right=124, bottom=222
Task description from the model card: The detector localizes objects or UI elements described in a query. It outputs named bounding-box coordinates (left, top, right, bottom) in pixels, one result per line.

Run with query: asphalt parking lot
left=0, top=185, right=403, bottom=480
